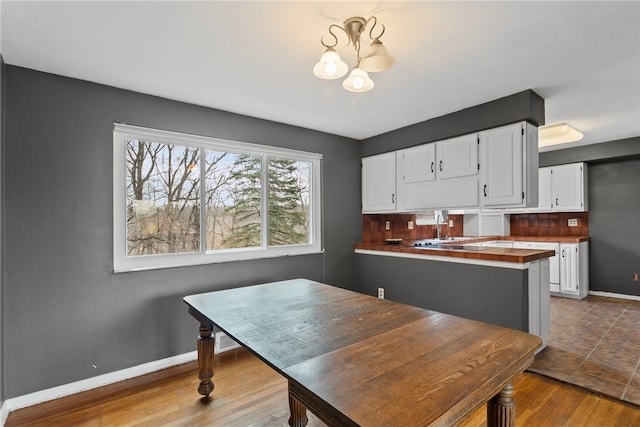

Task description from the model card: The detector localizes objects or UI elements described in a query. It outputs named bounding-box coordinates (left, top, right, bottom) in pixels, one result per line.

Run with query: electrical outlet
left=634, top=273, right=639, bottom=282
left=448, top=219, right=454, bottom=227
left=377, top=288, right=384, bottom=299
left=385, top=221, right=390, bottom=230
left=568, top=218, right=578, bottom=227
left=408, top=221, right=414, bottom=230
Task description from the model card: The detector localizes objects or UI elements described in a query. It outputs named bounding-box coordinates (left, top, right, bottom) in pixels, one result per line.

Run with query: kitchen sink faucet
left=436, top=210, right=447, bottom=240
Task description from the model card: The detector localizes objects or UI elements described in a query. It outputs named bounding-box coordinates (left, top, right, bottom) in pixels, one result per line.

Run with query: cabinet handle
left=392, top=193, right=395, bottom=203
left=561, top=249, right=565, bottom=257
left=430, top=162, right=434, bottom=173
left=483, top=184, right=487, bottom=197
left=555, top=198, right=559, bottom=206
left=439, top=160, right=443, bottom=172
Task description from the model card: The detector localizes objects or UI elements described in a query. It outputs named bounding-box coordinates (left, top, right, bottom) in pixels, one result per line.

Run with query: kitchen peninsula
left=354, top=239, right=555, bottom=346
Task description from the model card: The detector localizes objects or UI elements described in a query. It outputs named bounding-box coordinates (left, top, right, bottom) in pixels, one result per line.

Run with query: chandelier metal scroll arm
left=366, top=16, right=386, bottom=40
left=320, top=24, right=349, bottom=49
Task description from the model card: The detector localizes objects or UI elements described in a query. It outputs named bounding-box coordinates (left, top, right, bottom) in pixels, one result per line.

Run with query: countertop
left=355, top=240, right=556, bottom=264
left=502, top=236, right=589, bottom=243
left=355, top=236, right=589, bottom=263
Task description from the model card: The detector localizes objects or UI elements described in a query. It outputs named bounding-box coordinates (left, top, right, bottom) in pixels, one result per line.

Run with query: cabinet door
left=362, top=152, right=396, bottom=213
left=480, top=124, right=524, bottom=207
left=537, top=167, right=553, bottom=211
left=552, top=163, right=584, bottom=211
left=560, top=243, right=579, bottom=294
left=436, top=134, right=478, bottom=180
left=399, top=144, right=435, bottom=184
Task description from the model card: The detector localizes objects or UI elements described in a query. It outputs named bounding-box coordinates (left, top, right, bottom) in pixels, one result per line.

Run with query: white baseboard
left=3, top=350, right=198, bottom=416
left=0, top=401, right=8, bottom=427
left=589, top=290, right=640, bottom=302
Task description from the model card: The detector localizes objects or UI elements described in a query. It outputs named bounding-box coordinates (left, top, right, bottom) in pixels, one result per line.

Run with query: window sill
left=113, top=247, right=324, bottom=273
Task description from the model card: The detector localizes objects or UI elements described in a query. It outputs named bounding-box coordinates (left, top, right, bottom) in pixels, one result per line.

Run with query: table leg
left=197, top=322, right=215, bottom=397
left=288, top=381, right=309, bottom=427
left=487, top=382, right=515, bottom=427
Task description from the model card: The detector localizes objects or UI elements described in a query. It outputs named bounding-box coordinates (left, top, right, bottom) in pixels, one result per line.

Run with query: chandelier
left=313, top=16, right=394, bottom=93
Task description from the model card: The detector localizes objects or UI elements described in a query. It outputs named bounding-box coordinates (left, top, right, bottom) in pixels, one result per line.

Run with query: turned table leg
left=487, top=382, right=515, bottom=427
left=288, top=381, right=309, bottom=427
left=197, top=322, right=215, bottom=397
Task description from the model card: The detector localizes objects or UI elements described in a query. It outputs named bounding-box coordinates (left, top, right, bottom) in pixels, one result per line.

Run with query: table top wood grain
left=184, top=279, right=542, bottom=426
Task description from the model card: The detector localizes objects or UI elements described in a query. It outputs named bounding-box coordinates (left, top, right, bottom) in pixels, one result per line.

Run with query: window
left=113, top=124, right=322, bottom=272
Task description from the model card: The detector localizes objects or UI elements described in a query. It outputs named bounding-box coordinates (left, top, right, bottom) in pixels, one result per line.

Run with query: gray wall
left=360, top=89, right=544, bottom=157
left=541, top=139, right=640, bottom=297
left=2, top=65, right=362, bottom=398
left=356, top=254, right=529, bottom=331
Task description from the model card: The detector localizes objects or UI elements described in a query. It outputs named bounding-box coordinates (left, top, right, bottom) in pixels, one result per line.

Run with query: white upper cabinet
left=526, top=163, right=588, bottom=213
left=362, top=152, right=397, bottom=213
left=362, top=121, right=537, bottom=213
left=479, top=122, right=538, bottom=208
left=551, top=163, right=588, bottom=211
left=537, top=167, right=553, bottom=211
left=396, top=134, right=478, bottom=211
left=400, top=143, right=436, bottom=184
left=435, top=134, right=479, bottom=180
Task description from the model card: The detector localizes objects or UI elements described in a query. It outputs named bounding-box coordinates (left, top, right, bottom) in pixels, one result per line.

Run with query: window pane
left=205, top=152, right=262, bottom=250
left=268, top=158, right=311, bottom=246
left=126, top=140, right=200, bottom=255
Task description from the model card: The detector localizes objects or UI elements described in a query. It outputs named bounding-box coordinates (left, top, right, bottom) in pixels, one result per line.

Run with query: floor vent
left=214, top=332, right=241, bottom=353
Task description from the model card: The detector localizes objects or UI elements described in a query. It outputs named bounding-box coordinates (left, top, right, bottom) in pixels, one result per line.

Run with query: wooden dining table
left=184, top=279, right=541, bottom=426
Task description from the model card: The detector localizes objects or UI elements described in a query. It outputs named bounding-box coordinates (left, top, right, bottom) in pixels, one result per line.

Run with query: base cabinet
left=559, top=242, right=589, bottom=299
left=513, top=241, right=560, bottom=294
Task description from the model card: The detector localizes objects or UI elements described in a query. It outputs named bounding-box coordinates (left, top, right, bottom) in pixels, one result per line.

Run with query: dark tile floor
left=529, top=295, right=640, bottom=406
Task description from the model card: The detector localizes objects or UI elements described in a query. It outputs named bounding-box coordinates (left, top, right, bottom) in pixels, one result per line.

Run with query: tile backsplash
left=362, top=214, right=464, bottom=243
left=362, top=212, right=588, bottom=243
left=509, top=212, right=589, bottom=237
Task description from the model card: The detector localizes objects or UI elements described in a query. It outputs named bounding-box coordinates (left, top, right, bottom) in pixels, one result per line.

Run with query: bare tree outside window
left=126, top=140, right=200, bottom=255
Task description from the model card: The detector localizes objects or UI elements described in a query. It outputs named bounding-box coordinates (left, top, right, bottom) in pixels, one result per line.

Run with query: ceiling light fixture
left=538, top=123, right=584, bottom=147
left=313, top=16, right=394, bottom=93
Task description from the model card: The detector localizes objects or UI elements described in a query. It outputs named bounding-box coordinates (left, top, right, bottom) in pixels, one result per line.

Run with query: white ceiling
left=1, top=1, right=639, bottom=152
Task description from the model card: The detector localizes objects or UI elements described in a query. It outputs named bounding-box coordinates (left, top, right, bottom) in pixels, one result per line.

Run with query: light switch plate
left=408, top=221, right=414, bottom=230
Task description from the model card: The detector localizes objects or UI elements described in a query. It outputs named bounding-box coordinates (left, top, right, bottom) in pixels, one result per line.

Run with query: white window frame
left=113, top=123, right=323, bottom=272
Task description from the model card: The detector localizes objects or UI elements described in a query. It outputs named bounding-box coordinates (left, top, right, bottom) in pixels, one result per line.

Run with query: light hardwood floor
left=7, top=347, right=640, bottom=426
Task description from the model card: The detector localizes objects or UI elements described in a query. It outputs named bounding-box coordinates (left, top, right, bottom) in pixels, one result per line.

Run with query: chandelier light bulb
left=313, top=48, right=348, bottom=80
left=325, top=61, right=337, bottom=76
left=342, top=67, right=374, bottom=93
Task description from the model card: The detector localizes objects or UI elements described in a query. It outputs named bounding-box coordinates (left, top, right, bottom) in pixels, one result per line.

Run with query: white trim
left=4, top=351, right=197, bottom=414
left=354, top=249, right=530, bottom=270
left=589, top=290, right=640, bottom=302
left=113, top=123, right=323, bottom=272
left=113, top=123, right=322, bottom=161
left=0, top=401, right=8, bottom=427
